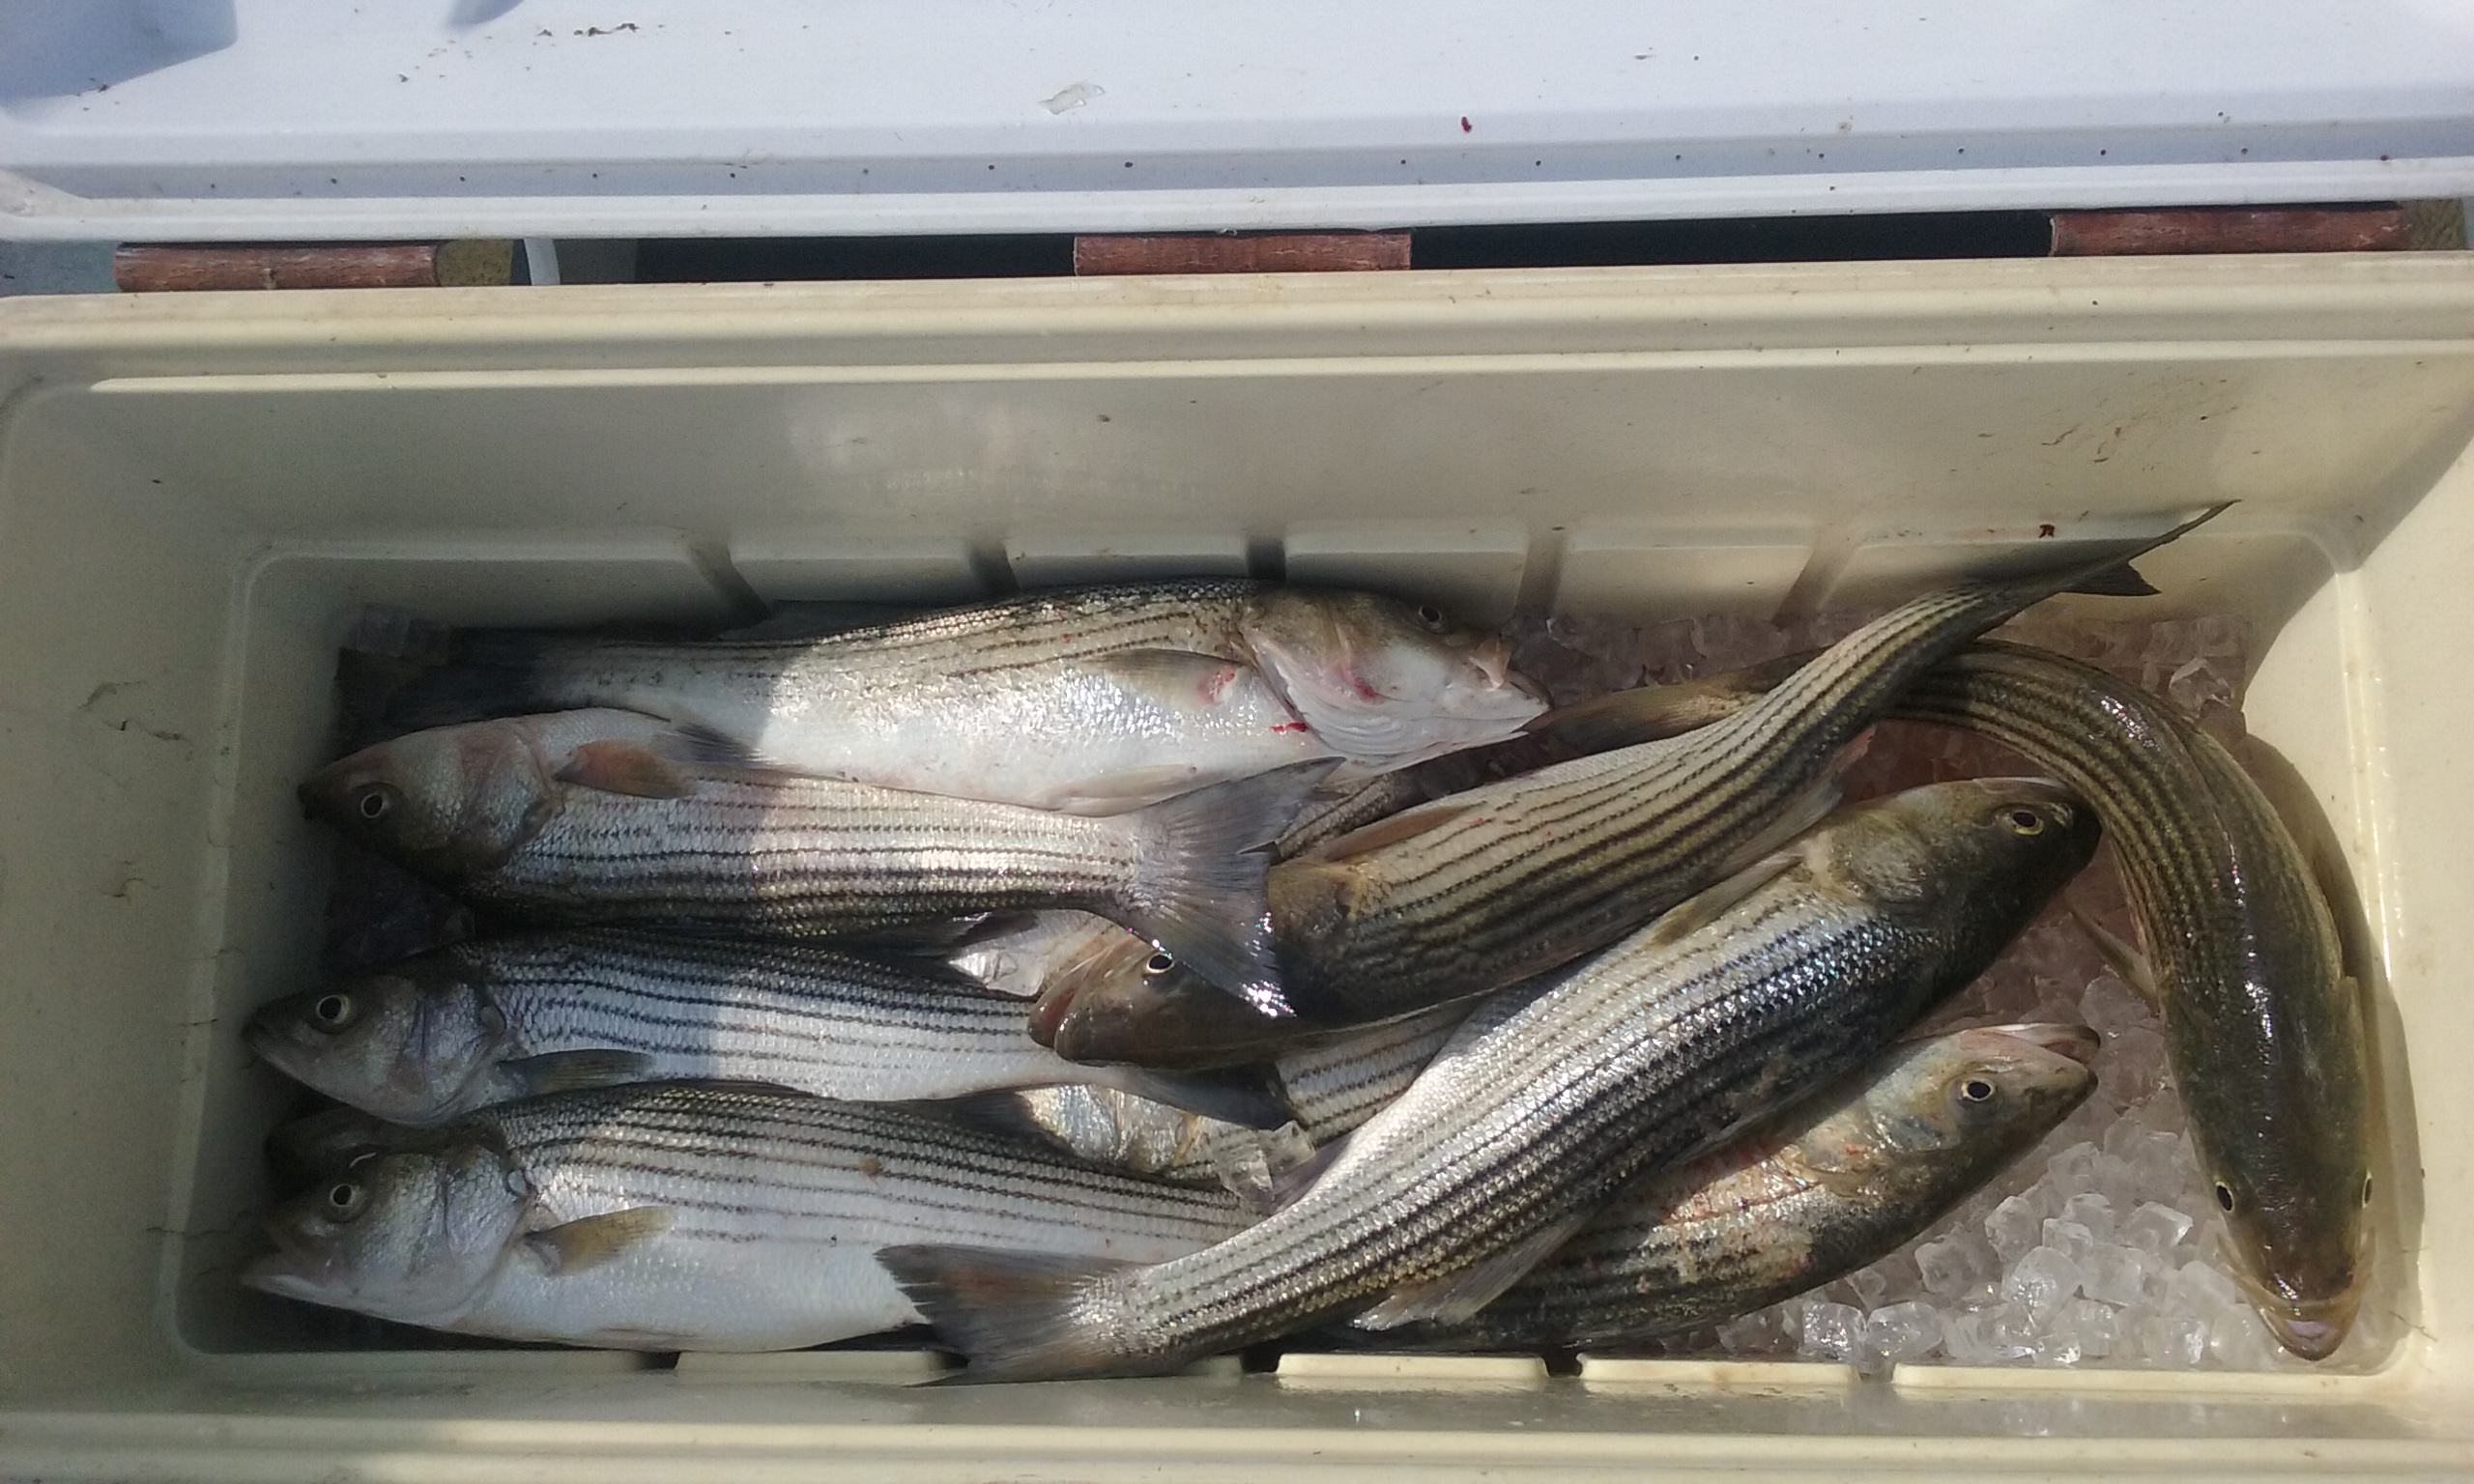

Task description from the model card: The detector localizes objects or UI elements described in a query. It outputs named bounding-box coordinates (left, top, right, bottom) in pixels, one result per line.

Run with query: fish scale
left=881, top=777, right=2100, bottom=1380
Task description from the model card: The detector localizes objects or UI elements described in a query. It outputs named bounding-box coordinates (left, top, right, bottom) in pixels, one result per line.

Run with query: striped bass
left=244, top=1084, right=1250, bottom=1352
left=385, top=582, right=1544, bottom=814
left=297, top=709, right=1329, bottom=996
left=879, top=776, right=2100, bottom=1380
left=244, top=928, right=1287, bottom=1129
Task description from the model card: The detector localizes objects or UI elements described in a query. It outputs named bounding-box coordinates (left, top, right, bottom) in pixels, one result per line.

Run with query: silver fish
left=878, top=777, right=2100, bottom=1380
left=1366, top=1024, right=2097, bottom=1351
left=297, top=709, right=1328, bottom=995
left=387, top=582, right=1544, bottom=814
left=244, top=928, right=1286, bottom=1128
left=244, top=1084, right=1250, bottom=1352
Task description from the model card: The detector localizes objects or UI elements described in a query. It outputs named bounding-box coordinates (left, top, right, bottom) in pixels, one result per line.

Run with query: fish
left=877, top=776, right=2101, bottom=1380
left=1902, top=645, right=2373, bottom=1360
left=244, top=1083, right=1251, bottom=1352
left=244, top=928, right=1289, bottom=1129
left=384, top=582, right=1545, bottom=814
left=944, top=911, right=1124, bottom=1000
left=1546, top=639, right=2375, bottom=1359
left=969, top=1005, right=1471, bottom=1200
left=1032, top=508, right=2217, bottom=1052
left=296, top=709, right=1328, bottom=996
left=1358, top=1023, right=2098, bottom=1351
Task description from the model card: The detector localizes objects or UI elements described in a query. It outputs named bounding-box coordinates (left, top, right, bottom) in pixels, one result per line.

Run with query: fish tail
left=877, top=1244, right=1155, bottom=1383
left=1118, top=760, right=1335, bottom=1005
left=384, top=631, right=566, bottom=729
left=1527, top=648, right=1820, bottom=754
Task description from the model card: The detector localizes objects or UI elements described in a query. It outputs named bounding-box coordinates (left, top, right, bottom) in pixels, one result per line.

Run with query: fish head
left=1238, top=590, right=1546, bottom=769
left=298, top=719, right=557, bottom=876
left=2203, top=1137, right=2372, bottom=1360
left=1028, top=931, right=1302, bottom=1069
left=1866, top=1022, right=2100, bottom=1162
left=244, top=1143, right=531, bottom=1323
left=265, top=1103, right=408, bottom=1184
left=1827, top=777, right=2101, bottom=957
left=245, top=957, right=512, bottom=1127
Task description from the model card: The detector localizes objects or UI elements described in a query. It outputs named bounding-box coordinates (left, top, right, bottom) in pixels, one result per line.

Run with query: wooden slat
left=114, top=240, right=515, bottom=292
left=2048, top=205, right=2411, bottom=257
left=1074, top=231, right=1412, bottom=275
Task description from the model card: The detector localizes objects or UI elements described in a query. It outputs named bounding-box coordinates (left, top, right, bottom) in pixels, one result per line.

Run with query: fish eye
left=1142, top=951, right=1177, bottom=978
left=309, top=993, right=356, bottom=1032
left=2362, top=1173, right=2376, bottom=1207
left=352, top=784, right=399, bottom=823
left=1415, top=604, right=1447, bottom=631
left=2001, top=808, right=2047, bottom=836
left=2214, top=1182, right=2237, bottom=1213
left=324, top=1181, right=369, bottom=1221
left=1959, top=1077, right=1997, bottom=1103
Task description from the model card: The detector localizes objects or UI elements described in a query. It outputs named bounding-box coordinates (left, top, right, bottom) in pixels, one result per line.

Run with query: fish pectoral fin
left=657, top=722, right=771, bottom=770
left=1113, top=1066, right=1296, bottom=1131
left=1045, top=764, right=1216, bottom=815
left=1262, top=1127, right=1357, bottom=1212
left=526, top=1207, right=675, bottom=1275
left=1306, top=798, right=1480, bottom=864
left=504, top=1049, right=659, bottom=1096
left=1092, top=649, right=1267, bottom=708
left=2067, top=899, right=2164, bottom=1008
left=1349, top=1213, right=1593, bottom=1330
left=1633, top=842, right=1811, bottom=953
left=1206, top=1125, right=1316, bottom=1215
left=557, top=740, right=701, bottom=799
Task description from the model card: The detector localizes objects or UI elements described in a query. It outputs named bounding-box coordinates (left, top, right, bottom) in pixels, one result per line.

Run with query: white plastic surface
left=3, top=257, right=2474, bottom=1478
left=3, top=1, right=2473, bottom=240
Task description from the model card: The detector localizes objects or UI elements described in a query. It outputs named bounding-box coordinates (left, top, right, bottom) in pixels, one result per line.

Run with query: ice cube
left=1941, top=1309, right=2003, bottom=1365
left=2037, top=1298, right=2118, bottom=1365
left=1864, top=1301, right=1942, bottom=1367
left=2138, top=1313, right=2208, bottom=1368
left=1986, top=1301, right=2040, bottom=1361
left=2170, top=1260, right=2242, bottom=1320
left=2079, top=974, right=2148, bottom=1039
left=2206, top=1302, right=2282, bottom=1371
left=2119, top=1201, right=2196, bottom=1259
left=2089, top=1153, right=2141, bottom=1211
left=2041, top=1217, right=2101, bottom=1270
left=1799, top=1300, right=1866, bottom=1363
left=1715, top=1309, right=1787, bottom=1356
left=2003, top=1246, right=2086, bottom=1320
left=2101, top=1027, right=2172, bottom=1104
left=2059, top=1192, right=2115, bottom=1241
left=1849, top=1266, right=1890, bottom=1311
left=2048, top=1142, right=2102, bottom=1194
left=1915, top=1234, right=1999, bottom=1298
left=1985, top=1194, right=2043, bottom=1263
left=2082, top=1242, right=2152, bottom=1308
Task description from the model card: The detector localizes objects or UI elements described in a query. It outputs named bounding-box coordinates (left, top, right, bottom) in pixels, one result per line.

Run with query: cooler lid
left=5, top=0, right=2472, bottom=241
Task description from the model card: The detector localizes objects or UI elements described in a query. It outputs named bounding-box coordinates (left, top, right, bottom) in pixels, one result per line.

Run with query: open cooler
left=1, top=253, right=2473, bottom=1476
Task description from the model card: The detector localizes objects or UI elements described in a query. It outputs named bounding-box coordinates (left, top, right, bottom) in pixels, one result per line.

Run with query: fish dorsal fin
left=1349, top=1211, right=1594, bottom=1329
left=1308, top=799, right=1481, bottom=864
left=504, top=1049, right=658, bottom=1097
left=557, top=740, right=699, bottom=799
left=526, top=1207, right=675, bottom=1275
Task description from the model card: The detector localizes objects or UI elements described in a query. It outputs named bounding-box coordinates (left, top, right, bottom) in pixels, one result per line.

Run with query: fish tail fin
left=1119, top=760, right=1335, bottom=1004
left=384, top=631, right=566, bottom=729
left=1109, top=1065, right=1295, bottom=1131
left=877, top=1244, right=1154, bottom=1383
left=2022, top=502, right=2229, bottom=604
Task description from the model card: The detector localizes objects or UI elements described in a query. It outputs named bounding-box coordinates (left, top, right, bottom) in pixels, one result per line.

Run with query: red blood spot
left=1200, top=665, right=1237, bottom=703
left=1273, top=721, right=1310, bottom=734
left=1459, top=116, right=1473, bottom=132
left=2037, top=523, right=2057, bottom=538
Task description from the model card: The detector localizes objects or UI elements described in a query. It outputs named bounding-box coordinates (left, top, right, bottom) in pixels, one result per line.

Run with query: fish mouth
left=1978, top=1021, right=2102, bottom=1067
left=2238, top=1278, right=2361, bottom=1361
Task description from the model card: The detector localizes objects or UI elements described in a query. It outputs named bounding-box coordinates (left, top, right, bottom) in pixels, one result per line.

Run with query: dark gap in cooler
left=634, top=235, right=1076, bottom=281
